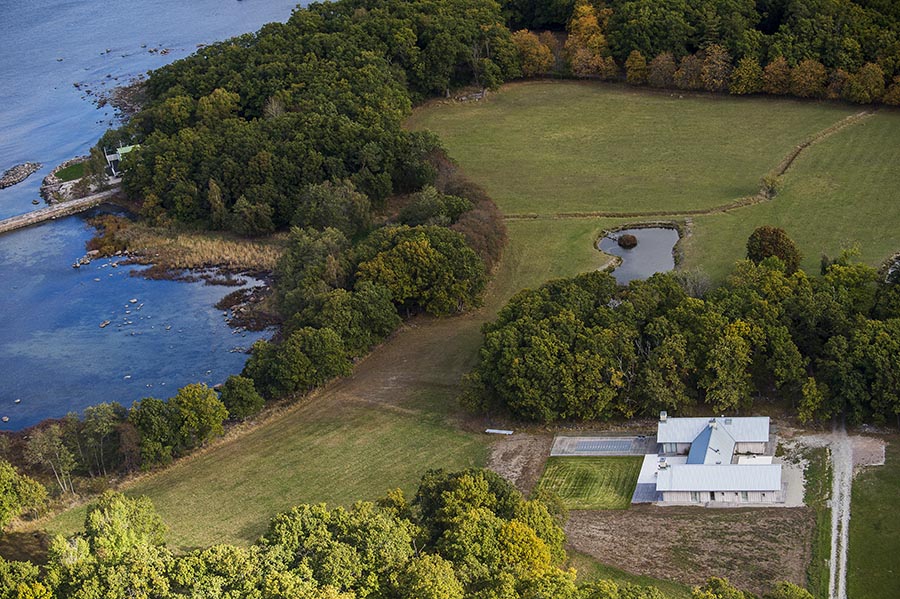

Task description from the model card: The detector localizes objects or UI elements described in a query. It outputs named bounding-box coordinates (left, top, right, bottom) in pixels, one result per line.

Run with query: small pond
left=597, top=227, right=680, bottom=285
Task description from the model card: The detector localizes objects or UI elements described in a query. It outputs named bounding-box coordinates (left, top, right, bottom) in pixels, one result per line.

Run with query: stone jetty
left=0, top=163, right=42, bottom=189
left=0, top=185, right=122, bottom=235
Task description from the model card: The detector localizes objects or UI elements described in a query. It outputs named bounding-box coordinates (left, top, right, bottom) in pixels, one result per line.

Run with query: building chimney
left=660, top=410, right=668, bottom=423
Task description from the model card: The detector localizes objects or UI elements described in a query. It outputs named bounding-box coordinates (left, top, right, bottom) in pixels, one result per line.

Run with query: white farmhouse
left=649, top=412, right=782, bottom=504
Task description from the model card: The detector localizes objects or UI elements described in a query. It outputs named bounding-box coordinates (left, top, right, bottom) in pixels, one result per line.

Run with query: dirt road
left=828, top=423, right=852, bottom=599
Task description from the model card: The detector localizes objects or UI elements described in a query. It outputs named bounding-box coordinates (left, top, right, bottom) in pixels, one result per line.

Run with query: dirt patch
left=851, top=435, right=886, bottom=472
left=487, top=434, right=553, bottom=494
left=566, top=505, right=815, bottom=595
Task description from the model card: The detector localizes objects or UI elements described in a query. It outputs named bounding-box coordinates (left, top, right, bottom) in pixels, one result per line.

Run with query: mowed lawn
left=684, top=111, right=900, bottom=280
left=538, top=457, right=642, bottom=510
left=848, top=437, right=900, bottom=599
left=408, top=81, right=855, bottom=216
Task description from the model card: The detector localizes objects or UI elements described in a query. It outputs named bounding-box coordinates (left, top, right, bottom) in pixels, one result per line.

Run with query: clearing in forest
left=411, top=81, right=900, bottom=281
left=408, top=80, right=855, bottom=216
left=538, top=456, right=642, bottom=510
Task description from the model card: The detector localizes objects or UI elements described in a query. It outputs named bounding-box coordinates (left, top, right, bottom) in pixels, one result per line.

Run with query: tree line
left=1, top=468, right=812, bottom=599
left=507, top=0, right=900, bottom=105
left=464, top=228, right=900, bottom=424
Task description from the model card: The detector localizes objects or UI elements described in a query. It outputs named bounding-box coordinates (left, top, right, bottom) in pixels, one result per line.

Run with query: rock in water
left=0, top=162, right=42, bottom=189
left=617, top=234, right=638, bottom=249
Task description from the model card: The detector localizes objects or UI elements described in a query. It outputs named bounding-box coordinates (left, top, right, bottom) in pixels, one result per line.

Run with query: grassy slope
left=54, top=162, right=85, bottom=182
left=684, top=112, right=900, bottom=280
left=46, top=215, right=618, bottom=549
left=802, top=447, right=832, bottom=599
left=848, top=437, right=900, bottom=599
left=408, top=81, right=854, bottom=216
left=538, top=456, right=642, bottom=510
left=569, top=552, right=693, bottom=599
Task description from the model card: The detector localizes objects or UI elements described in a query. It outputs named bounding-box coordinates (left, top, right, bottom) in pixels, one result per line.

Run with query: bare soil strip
left=565, top=506, right=815, bottom=595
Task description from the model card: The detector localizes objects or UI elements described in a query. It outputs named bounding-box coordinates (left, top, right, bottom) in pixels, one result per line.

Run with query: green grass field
left=684, top=112, right=900, bottom=280
left=50, top=384, right=488, bottom=550
left=537, top=456, right=642, bottom=510
left=409, top=81, right=855, bottom=216
left=54, top=161, right=85, bottom=182
left=411, top=81, right=900, bottom=281
left=848, top=437, right=899, bottom=599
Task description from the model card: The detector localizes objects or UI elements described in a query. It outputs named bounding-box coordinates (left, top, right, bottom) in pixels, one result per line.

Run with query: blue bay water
left=0, top=209, right=270, bottom=429
left=0, top=0, right=303, bottom=429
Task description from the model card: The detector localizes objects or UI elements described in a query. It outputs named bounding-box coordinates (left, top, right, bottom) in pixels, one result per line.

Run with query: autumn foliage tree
left=883, top=76, right=900, bottom=105
left=700, top=44, right=732, bottom=92
left=565, top=0, right=615, bottom=77
left=729, top=56, right=764, bottom=94
left=790, top=59, right=828, bottom=98
left=648, top=53, right=677, bottom=88
left=675, top=54, right=704, bottom=90
left=746, top=226, right=802, bottom=273
left=625, top=50, right=648, bottom=85
left=763, top=56, right=792, bottom=95
left=512, top=30, right=553, bottom=77
left=843, top=63, right=886, bottom=103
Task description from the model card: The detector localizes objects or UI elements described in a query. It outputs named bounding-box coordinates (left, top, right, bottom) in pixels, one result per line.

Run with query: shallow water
left=0, top=0, right=302, bottom=429
left=598, top=227, right=680, bottom=285
left=0, top=208, right=270, bottom=430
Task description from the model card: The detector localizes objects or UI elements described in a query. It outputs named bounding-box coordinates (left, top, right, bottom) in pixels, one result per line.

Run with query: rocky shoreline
left=40, top=156, right=89, bottom=202
left=0, top=162, right=42, bottom=190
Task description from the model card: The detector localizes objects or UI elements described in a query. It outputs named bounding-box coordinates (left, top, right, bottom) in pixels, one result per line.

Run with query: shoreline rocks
left=0, top=162, right=42, bottom=189
left=41, top=156, right=89, bottom=202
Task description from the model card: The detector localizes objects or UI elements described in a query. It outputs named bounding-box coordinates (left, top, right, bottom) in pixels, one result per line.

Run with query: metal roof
left=656, top=464, right=782, bottom=492
left=657, top=416, right=769, bottom=443
left=687, top=424, right=736, bottom=465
